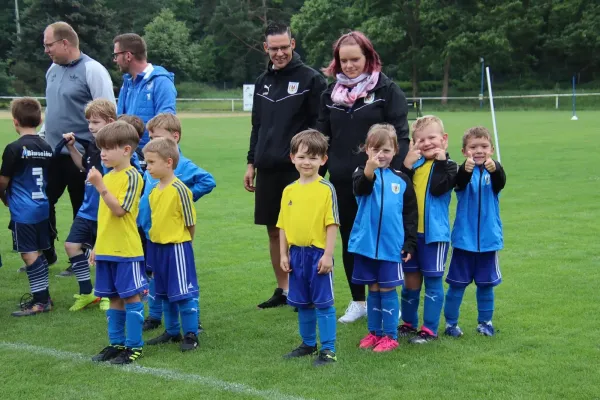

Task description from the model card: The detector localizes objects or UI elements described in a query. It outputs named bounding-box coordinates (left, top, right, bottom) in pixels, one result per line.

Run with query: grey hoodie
left=41, top=52, right=115, bottom=154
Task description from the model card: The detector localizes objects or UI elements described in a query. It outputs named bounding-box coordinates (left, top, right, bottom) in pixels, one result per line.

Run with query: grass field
left=0, top=111, right=598, bottom=399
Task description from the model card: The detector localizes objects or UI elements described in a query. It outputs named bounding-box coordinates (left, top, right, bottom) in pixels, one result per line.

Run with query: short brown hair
left=47, top=22, right=79, bottom=48
left=11, top=97, right=42, bottom=128
left=411, top=115, right=445, bottom=140
left=118, top=115, right=145, bottom=139
left=362, top=123, right=398, bottom=154
left=290, top=129, right=329, bottom=156
left=113, top=33, right=147, bottom=61
left=462, top=126, right=493, bottom=149
left=85, top=99, right=117, bottom=122
left=95, top=121, right=140, bottom=151
left=143, top=137, right=180, bottom=169
left=146, top=113, right=182, bottom=137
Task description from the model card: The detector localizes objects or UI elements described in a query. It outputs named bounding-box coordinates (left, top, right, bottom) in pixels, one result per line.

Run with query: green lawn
left=0, top=111, right=598, bottom=399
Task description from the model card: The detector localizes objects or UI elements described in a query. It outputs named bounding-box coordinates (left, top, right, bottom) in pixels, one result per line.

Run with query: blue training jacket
left=402, top=155, right=458, bottom=244
left=451, top=162, right=507, bottom=252
left=138, top=150, right=216, bottom=237
left=117, top=64, right=177, bottom=148
left=348, top=167, right=418, bottom=262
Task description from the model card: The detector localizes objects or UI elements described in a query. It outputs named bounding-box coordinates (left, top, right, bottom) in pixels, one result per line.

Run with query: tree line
left=1, top=0, right=598, bottom=98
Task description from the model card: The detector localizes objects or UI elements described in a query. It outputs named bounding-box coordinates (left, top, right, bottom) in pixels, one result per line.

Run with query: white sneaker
left=338, top=301, right=367, bottom=323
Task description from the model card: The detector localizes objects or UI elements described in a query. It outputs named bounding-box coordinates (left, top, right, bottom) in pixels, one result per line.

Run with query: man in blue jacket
left=113, top=33, right=177, bottom=150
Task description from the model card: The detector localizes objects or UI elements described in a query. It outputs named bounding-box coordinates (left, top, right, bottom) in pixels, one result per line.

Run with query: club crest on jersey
left=364, top=93, right=375, bottom=104
left=391, top=183, right=400, bottom=194
left=484, top=175, right=491, bottom=185
left=146, top=81, right=154, bottom=91
left=288, top=82, right=299, bottom=94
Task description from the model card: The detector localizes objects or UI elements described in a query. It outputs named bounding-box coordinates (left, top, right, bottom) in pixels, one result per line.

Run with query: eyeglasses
left=267, top=44, right=292, bottom=53
left=112, top=51, right=129, bottom=60
left=43, top=39, right=62, bottom=50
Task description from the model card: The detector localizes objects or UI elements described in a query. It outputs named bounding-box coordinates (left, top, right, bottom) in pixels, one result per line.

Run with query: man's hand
left=403, top=139, right=422, bottom=169
left=318, top=254, right=333, bottom=274
left=484, top=156, right=496, bottom=173
left=243, top=164, right=256, bottom=192
left=63, top=132, right=76, bottom=147
left=465, top=151, right=475, bottom=173
left=87, top=167, right=103, bottom=188
left=280, top=254, right=291, bottom=273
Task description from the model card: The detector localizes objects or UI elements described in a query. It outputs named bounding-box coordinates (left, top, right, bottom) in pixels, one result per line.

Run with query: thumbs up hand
left=484, top=155, right=496, bottom=173
left=465, top=151, right=475, bottom=173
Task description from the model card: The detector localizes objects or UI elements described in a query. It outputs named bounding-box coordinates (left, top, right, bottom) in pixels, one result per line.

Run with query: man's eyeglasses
left=267, top=44, right=292, bottom=53
left=43, top=39, right=62, bottom=50
left=112, top=51, right=129, bottom=60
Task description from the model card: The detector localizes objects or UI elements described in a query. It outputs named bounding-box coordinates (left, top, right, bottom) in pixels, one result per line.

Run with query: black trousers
left=332, top=180, right=365, bottom=302
left=46, top=155, right=86, bottom=246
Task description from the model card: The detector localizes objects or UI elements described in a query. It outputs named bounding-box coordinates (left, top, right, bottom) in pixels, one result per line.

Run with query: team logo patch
left=364, top=93, right=375, bottom=104
left=147, top=93, right=151, bottom=101
left=484, top=175, right=491, bottom=185
left=288, top=82, right=299, bottom=94
left=146, top=81, right=154, bottom=91
left=391, top=183, right=400, bottom=194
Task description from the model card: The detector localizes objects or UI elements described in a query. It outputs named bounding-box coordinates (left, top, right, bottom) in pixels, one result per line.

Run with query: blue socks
left=107, top=308, right=126, bottom=346
left=297, top=307, right=337, bottom=352
left=26, top=255, right=49, bottom=303
left=367, top=290, right=383, bottom=336
left=125, top=302, right=144, bottom=348
left=380, top=290, right=399, bottom=339
left=476, top=286, right=494, bottom=323
left=70, top=253, right=92, bottom=295
left=401, top=287, right=420, bottom=328
left=423, top=276, right=444, bottom=334
left=163, top=299, right=180, bottom=336
left=444, top=285, right=466, bottom=326
left=316, top=306, right=336, bottom=352
left=178, top=298, right=199, bottom=336
left=148, top=278, right=163, bottom=321
left=298, top=308, right=317, bottom=347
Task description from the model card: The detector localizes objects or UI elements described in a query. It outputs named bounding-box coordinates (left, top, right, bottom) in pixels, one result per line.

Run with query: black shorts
left=254, top=167, right=299, bottom=226
left=65, top=216, right=97, bottom=248
left=9, top=219, right=52, bottom=253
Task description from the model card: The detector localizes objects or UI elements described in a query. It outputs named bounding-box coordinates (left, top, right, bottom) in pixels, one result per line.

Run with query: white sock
left=282, top=289, right=289, bottom=296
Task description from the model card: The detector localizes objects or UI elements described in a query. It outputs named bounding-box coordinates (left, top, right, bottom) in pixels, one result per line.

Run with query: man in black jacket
left=243, top=22, right=327, bottom=309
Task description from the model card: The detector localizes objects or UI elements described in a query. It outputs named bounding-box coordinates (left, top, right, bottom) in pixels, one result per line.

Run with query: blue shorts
left=288, top=246, right=334, bottom=309
left=402, top=234, right=448, bottom=277
left=146, top=241, right=198, bottom=302
left=9, top=219, right=51, bottom=253
left=352, top=254, right=404, bottom=288
left=66, top=217, right=97, bottom=248
left=446, top=248, right=502, bottom=288
left=94, top=260, right=148, bottom=298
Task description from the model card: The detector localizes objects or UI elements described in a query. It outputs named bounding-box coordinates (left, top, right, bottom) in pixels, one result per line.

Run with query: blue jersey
left=0, top=135, right=53, bottom=224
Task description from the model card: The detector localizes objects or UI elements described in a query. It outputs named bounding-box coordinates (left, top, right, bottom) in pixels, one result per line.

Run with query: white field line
left=0, top=342, right=310, bottom=400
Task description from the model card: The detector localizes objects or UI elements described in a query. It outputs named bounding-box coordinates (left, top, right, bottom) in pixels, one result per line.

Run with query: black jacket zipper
left=477, top=168, right=483, bottom=251
left=375, top=169, right=384, bottom=258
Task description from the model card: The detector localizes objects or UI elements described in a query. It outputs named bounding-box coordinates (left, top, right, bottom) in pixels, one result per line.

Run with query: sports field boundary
left=0, top=342, right=310, bottom=400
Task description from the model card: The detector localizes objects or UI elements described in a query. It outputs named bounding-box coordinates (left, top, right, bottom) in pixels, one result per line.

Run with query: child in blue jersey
left=444, top=126, right=506, bottom=337
left=143, top=137, right=201, bottom=351
left=349, top=124, right=418, bottom=352
left=62, top=99, right=116, bottom=312
left=0, top=98, right=54, bottom=316
left=88, top=121, right=147, bottom=365
left=118, top=115, right=146, bottom=172
left=277, top=129, right=339, bottom=366
left=139, top=113, right=215, bottom=332
left=399, top=115, right=458, bottom=344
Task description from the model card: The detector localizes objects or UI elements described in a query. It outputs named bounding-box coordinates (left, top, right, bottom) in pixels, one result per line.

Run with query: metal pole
left=479, top=57, right=484, bottom=109
left=485, top=67, right=501, bottom=163
left=571, top=75, right=578, bottom=120
left=14, top=0, right=21, bottom=41
left=555, top=95, right=558, bottom=109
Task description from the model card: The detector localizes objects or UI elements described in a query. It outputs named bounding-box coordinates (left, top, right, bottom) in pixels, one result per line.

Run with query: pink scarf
left=331, top=72, right=380, bottom=107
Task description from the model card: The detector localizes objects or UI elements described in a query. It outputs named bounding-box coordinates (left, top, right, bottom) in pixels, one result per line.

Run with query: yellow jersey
left=413, top=159, right=434, bottom=233
left=148, top=178, right=196, bottom=244
left=95, top=166, right=143, bottom=261
left=276, top=177, right=340, bottom=249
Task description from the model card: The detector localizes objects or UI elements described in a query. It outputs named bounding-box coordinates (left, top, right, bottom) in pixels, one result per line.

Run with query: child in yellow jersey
left=142, top=137, right=200, bottom=352
left=399, top=115, right=458, bottom=344
left=87, top=121, right=146, bottom=365
left=277, top=130, right=340, bottom=367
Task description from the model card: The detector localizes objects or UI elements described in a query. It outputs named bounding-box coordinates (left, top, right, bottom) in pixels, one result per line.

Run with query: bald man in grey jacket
left=40, top=21, right=115, bottom=272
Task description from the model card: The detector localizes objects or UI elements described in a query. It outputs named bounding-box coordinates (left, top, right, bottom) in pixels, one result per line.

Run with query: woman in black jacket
left=317, top=31, right=410, bottom=323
